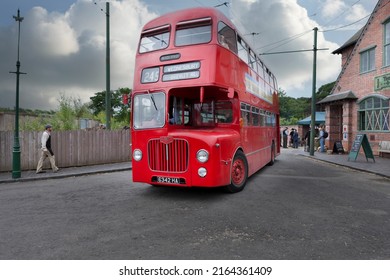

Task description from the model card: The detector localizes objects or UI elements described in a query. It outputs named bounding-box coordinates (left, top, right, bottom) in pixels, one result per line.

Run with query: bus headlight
left=198, top=167, right=207, bottom=177
left=133, top=149, right=143, bottom=161
left=196, top=149, right=209, bottom=163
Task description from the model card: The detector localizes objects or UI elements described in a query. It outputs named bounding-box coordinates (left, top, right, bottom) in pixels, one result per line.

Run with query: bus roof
left=142, top=7, right=235, bottom=33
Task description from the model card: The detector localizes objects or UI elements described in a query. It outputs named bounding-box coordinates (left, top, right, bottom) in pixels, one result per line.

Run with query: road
left=0, top=151, right=389, bottom=259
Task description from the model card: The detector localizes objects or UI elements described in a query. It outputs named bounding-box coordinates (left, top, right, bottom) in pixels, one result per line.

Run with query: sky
left=0, top=0, right=377, bottom=110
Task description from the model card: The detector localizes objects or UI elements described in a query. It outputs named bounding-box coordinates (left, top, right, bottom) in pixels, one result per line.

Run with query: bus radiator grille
left=148, top=138, right=189, bottom=172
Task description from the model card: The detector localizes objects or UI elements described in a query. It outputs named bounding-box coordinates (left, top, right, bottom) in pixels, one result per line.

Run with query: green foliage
left=89, top=87, right=131, bottom=126
left=278, top=88, right=310, bottom=125
left=15, top=94, right=94, bottom=131
left=317, top=81, right=335, bottom=101
left=89, top=88, right=130, bottom=114
left=94, top=110, right=130, bottom=130
left=50, top=94, right=93, bottom=130
left=278, top=81, right=334, bottom=126
left=20, top=114, right=54, bottom=131
left=2, top=89, right=130, bottom=131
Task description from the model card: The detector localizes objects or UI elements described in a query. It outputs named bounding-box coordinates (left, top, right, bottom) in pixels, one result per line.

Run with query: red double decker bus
left=131, top=7, right=280, bottom=192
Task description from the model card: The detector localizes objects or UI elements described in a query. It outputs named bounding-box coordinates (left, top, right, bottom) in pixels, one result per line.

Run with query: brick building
left=318, top=0, right=390, bottom=155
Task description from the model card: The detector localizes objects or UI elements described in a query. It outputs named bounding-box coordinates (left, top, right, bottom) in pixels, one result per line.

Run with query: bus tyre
left=225, top=150, right=248, bottom=193
left=268, top=142, right=275, bottom=166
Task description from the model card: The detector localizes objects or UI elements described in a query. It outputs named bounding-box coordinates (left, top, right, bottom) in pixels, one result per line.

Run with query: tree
left=278, top=81, right=335, bottom=126
left=89, top=88, right=130, bottom=117
left=17, top=94, right=93, bottom=131
left=88, top=87, right=131, bottom=128
left=278, top=88, right=310, bottom=125
left=317, top=81, right=335, bottom=102
left=51, top=94, right=93, bottom=130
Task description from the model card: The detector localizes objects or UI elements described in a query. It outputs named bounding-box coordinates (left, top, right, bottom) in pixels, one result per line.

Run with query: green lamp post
left=10, top=9, right=26, bottom=179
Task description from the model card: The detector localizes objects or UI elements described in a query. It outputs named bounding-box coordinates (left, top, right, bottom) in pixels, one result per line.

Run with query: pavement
left=282, top=146, right=390, bottom=179
left=0, top=161, right=132, bottom=184
left=0, top=147, right=389, bottom=184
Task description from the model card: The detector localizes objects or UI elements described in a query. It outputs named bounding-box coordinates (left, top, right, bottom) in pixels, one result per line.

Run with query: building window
left=358, top=96, right=389, bottom=131
left=360, top=47, right=375, bottom=73
left=384, top=21, right=390, bottom=67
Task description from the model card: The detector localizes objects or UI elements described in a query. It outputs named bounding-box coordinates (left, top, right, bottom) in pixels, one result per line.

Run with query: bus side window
left=217, top=21, right=238, bottom=53
left=240, top=103, right=251, bottom=126
left=249, top=49, right=257, bottom=71
left=252, top=107, right=260, bottom=126
left=216, top=101, right=233, bottom=123
left=237, top=36, right=249, bottom=64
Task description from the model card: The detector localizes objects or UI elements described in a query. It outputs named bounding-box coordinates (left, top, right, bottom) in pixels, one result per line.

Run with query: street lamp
left=105, top=2, right=111, bottom=130
left=9, top=9, right=26, bottom=179
left=93, top=1, right=111, bottom=129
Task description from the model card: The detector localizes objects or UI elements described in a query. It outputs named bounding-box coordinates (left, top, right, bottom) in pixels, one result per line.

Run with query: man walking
left=36, top=124, right=59, bottom=173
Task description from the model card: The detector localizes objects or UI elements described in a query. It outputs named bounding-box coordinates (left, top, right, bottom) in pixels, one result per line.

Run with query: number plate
left=152, top=176, right=185, bottom=185
left=156, top=176, right=181, bottom=184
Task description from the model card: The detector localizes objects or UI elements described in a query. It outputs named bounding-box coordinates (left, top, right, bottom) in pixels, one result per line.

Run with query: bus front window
left=175, top=18, right=212, bottom=46
left=133, top=92, right=166, bottom=129
left=139, top=25, right=170, bottom=53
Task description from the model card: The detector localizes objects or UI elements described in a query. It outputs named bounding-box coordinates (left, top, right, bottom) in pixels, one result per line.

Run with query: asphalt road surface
left=1, top=151, right=389, bottom=259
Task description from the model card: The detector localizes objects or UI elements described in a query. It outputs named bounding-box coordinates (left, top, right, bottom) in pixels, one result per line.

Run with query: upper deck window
left=139, top=24, right=170, bottom=53
left=217, top=22, right=237, bottom=53
left=237, top=36, right=249, bottom=64
left=175, top=17, right=212, bottom=46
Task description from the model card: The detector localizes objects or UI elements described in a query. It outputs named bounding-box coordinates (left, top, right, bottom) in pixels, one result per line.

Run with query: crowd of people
left=282, top=125, right=327, bottom=152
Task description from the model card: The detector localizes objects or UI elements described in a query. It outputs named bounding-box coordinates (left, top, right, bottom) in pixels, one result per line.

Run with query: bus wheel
left=268, top=142, right=275, bottom=166
left=225, top=150, right=248, bottom=193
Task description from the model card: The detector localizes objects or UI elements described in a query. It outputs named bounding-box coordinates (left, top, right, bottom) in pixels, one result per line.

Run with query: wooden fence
left=0, top=130, right=131, bottom=172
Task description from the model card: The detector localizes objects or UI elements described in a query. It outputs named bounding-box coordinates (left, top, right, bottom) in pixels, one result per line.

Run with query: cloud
left=232, top=0, right=340, bottom=97
left=0, top=0, right=157, bottom=110
left=346, top=4, right=369, bottom=22
left=322, top=0, right=369, bottom=23
left=322, top=0, right=346, bottom=18
left=26, top=7, right=79, bottom=57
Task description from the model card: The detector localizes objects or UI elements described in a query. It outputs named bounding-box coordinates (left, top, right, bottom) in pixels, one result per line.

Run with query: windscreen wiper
left=148, top=90, right=158, bottom=111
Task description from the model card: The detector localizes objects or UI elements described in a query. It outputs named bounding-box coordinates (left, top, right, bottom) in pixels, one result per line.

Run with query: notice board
left=333, top=141, right=344, bottom=154
left=348, top=134, right=375, bottom=162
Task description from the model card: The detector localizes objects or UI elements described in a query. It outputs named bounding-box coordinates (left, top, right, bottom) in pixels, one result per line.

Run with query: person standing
left=304, top=128, right=311, bottom=152
left=318, top=124, right=326, bottom=152
left=36, top=124, right=59, bottom=173
left=292, top=129, right=299, bottom=148
left=282, top=127, right=288, bottom=148
left=289, top=128, right=295, bottom=147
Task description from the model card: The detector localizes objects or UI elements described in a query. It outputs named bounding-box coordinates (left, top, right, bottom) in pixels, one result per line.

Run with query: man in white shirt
left=36, top=124, right=59, bottom=173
